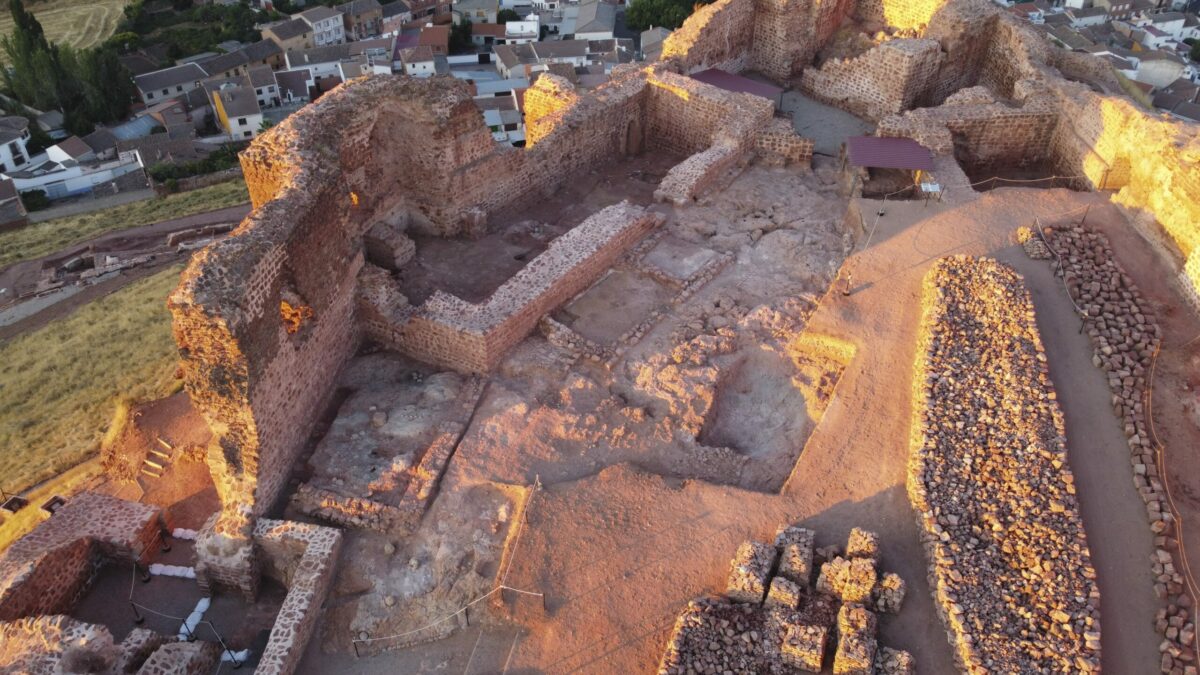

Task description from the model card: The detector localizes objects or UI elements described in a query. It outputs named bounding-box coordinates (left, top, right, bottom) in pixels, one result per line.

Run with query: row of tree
left=625, top=0, right=710, bottom=32
left=1, top=0, right=135, bottom=136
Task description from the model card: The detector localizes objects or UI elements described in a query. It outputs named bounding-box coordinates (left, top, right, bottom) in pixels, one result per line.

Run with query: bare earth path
left=299, top=188, right=1162, bottom=674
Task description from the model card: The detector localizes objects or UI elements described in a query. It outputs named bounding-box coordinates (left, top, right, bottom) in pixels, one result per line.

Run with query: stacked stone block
left=816, top=556, right=877, bottom=604
left=833, top=603, right=877, bottom=675
left=775, top=524, right=815, bottom=585
left=658, top=525, right=913, bottom=674
left=781, top=622, right=828, bottom=672
left=726, top=541, right=777, bottom=603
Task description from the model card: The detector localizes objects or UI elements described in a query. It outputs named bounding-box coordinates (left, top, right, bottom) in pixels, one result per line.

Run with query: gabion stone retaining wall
left=910, top=256, right=1101, bottom=673
left=658, top=525, right=913, bottom=674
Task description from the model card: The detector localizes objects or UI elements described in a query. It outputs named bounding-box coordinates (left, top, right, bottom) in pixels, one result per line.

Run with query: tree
left=1, top=0, right=132, bottom=135
left=258, top=118, right=275, bottom=133
left=497, top=8, right=522, bottom=22
left=450, top=19, right=473, bottom=53
left=1191, top=41, right=1200, bottom=64
left=624, top=0, right=699, bottom=31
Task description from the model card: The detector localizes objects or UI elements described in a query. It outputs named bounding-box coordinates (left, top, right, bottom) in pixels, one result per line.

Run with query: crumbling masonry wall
left=855, top=0, right=951, bottom=32
left=910, top=257, right=1101, bottom=672
left=660, top=0, right=755, bottom=74
left=799, top=38, right=942, bottom=121
left=0, top=493, right=160, bottom=621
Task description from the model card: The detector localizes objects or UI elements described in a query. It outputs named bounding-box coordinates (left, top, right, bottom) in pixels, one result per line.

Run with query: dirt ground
left=291, top=176, right=1198, bottom=675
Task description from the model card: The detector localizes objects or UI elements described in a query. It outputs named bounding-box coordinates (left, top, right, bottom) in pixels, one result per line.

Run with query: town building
left=299, top=6, right=347, bottom=46
left=338, top=0, right=385, bottom=40
left=133, top=63, right=208, bottom=105
left=211, top=83, right=264, bottom=140
left=0, top=117, right=31, bottom=173
left=574, top=0, right=616, bottom=40
left=262, top=17, right=315, bottom=51
left=381, top=0, right=414, bottom=33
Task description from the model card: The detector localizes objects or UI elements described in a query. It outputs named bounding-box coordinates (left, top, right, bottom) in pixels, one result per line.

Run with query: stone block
left=726, top=541, right=776, bottom=604
left=845, top=528, right=879, bottom=559
left=874, top=646, right=916, bottom=675
left=765, top=576, right=802, bottom=610
left=774, top=524, right=815, bottom=586
left=816, top=556, right=877, bottom=604
left=781, top=622, right=828, bottom=673
left=833, top=603, right=878, bottom=675
left=873, top=572, right=906, bottom=614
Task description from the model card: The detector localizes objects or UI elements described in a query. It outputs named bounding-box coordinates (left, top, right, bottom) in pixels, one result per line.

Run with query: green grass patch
left=0, top=179, right=249, bottom=269
left=0, top=264, right=184, bottom=494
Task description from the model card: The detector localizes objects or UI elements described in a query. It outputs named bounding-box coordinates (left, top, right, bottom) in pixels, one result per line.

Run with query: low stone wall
left=383, top=202, right=663, bottom=373
left=0, top=493, right=161, bottom=621
left=909, top=256, right=1101, bottom=672
left=754, top=117, right=814, bottom=167
left=253, top=519, right=343, bottom=675
left=799, top=38, right=942, bottom=122
left=152, top=169, right=244, bottom=197
left=1042, top=224, right=1196, bottom=673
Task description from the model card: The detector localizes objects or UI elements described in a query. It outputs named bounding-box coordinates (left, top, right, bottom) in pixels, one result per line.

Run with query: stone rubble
left=1043, top=224, right=1195, bottom=674
left=909, top=256, right=1101, bottom=673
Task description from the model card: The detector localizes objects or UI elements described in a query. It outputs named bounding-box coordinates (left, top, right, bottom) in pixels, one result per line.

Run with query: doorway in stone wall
left=624, top=118, right=642, bottom=156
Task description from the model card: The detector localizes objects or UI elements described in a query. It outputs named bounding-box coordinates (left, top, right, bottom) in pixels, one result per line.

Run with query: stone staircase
left=140, top=439, right=174, bottom=480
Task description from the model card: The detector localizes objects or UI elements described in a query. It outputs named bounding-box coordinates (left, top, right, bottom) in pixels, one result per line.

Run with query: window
left=161, top=88, right=168, bottom=95
left=176, top=85, right=183, bottom=92
left=239, top=117, right=248, bottom=126
left=256, top=88, right=263, bottom=95
left=146, top=91, right=154, bottom=100
left=244, top=131, right=252, bottom=138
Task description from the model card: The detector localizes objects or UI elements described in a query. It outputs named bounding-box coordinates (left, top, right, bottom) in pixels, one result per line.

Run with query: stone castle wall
left=660, top=0, right=755, bottom=74
left=855, top=0, right=951, bottom=32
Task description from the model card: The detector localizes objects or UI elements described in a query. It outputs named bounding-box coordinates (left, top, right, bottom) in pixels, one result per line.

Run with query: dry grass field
left=0, top=264, right=183, bottom=495
left=0, top=179, right=249, bottom=269
left=0, top=0, right=129, bottom=58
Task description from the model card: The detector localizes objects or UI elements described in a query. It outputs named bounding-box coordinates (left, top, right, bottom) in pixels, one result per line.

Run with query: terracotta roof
left=419, top=24, right=450, bottom=48
left=265, top=18, right=311, bottom=41
left=52, top=136, right=93, bottom=160
left=846, top=136, right=934, bottom=171
left=473, top=22, right=507, bottom=37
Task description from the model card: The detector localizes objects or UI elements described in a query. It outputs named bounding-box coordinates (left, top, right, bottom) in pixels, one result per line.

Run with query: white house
left=298, top=6, right=346, bottom=46
left=399, top=45, right=437, bottom=76
left=45, top=136, right=95, bottom=166
left=1067, top=7, right=1108, bottom=27
left=133, top=63, right=208, bottom=105
left=0, top=117, right=32, bottom=173
left=5, top=157, right=141, bottom=200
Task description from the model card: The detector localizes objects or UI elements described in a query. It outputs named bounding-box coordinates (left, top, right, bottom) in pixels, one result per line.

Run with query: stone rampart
left=855, top=0, right=951, bottom=32
left=910, top=256, right=1101, bottom=672
left=754, top=117, right=814, bottom=166
left=386, top=202, right=663, bottom=372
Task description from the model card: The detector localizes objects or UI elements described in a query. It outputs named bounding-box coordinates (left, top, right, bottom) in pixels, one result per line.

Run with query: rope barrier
left=1038, top=209, right=1200, bottom=666
left=1146, top=343, right=1200, bottom=667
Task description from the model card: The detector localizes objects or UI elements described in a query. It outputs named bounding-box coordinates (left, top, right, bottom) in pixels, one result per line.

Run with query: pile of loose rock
left=1042, top=224, right=1195, bottom=674
left=657, top=525, right=913, bottom=674
left=910, top=256, right=1101, bottom=673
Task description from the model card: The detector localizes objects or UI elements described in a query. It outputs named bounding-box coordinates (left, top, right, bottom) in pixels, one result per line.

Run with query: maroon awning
left=690, top=68, right=783, bottom=101
left=846, top=136, right=934, bottom=170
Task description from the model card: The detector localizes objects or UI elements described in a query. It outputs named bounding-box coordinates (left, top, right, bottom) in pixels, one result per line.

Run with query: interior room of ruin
left=2, top=0, right=1199, bottom=672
